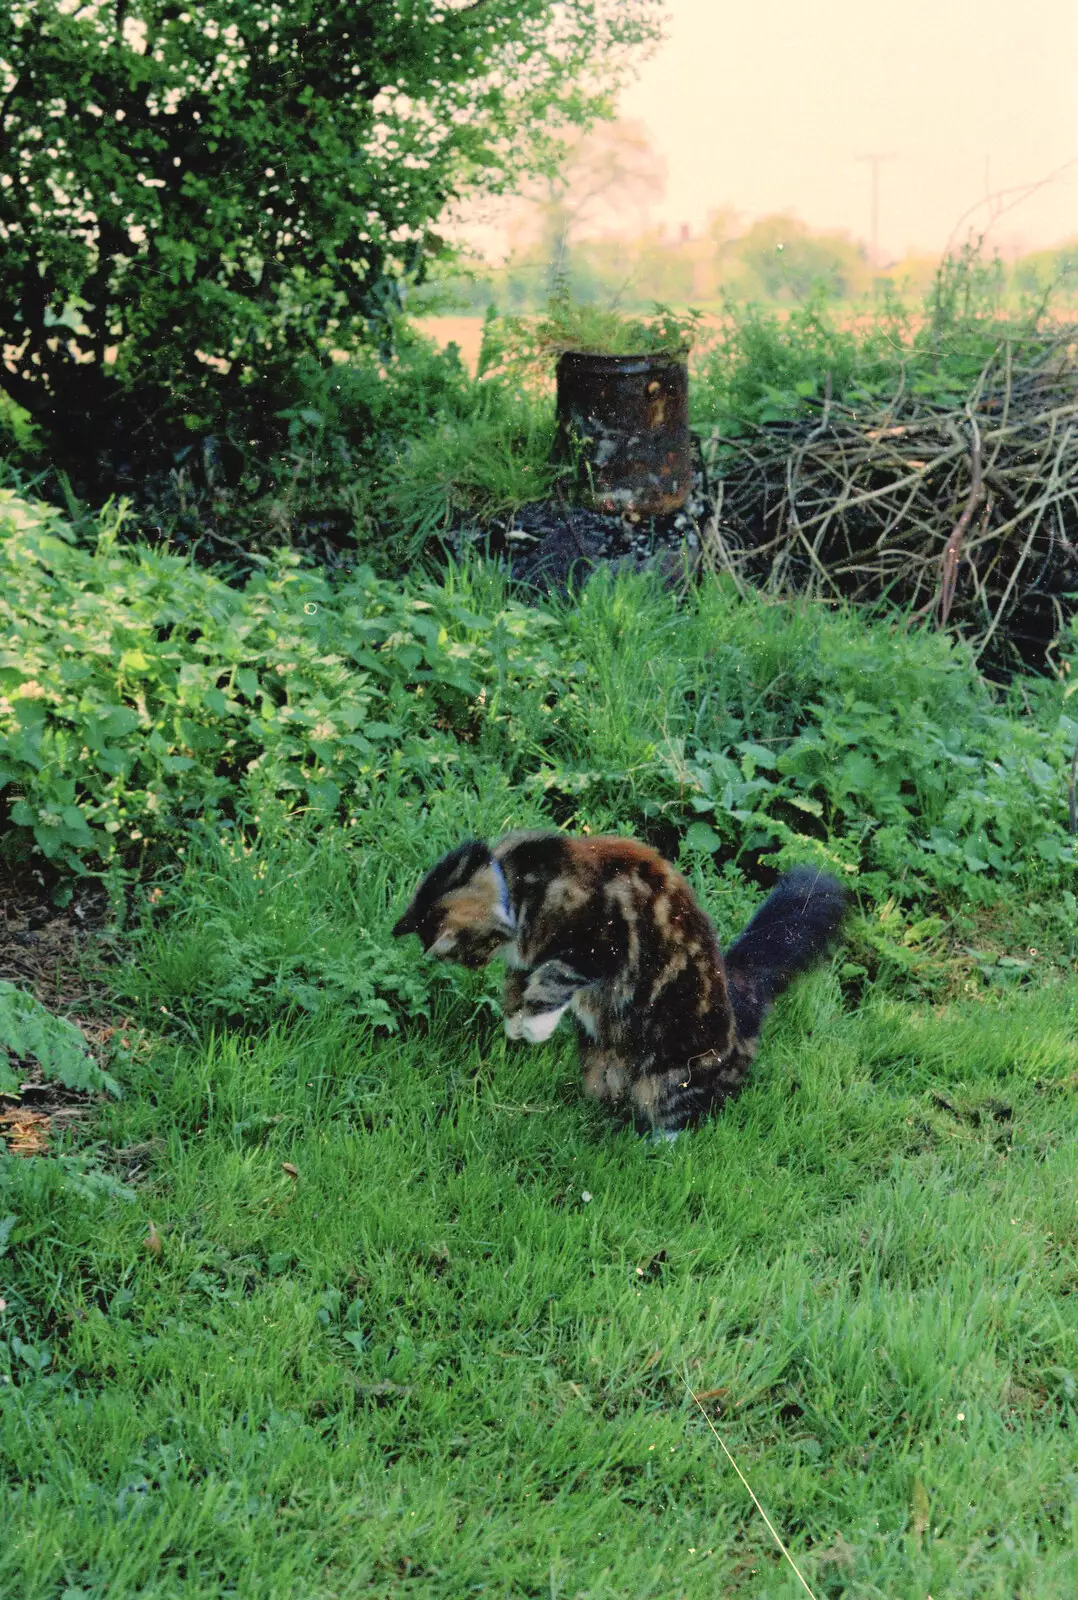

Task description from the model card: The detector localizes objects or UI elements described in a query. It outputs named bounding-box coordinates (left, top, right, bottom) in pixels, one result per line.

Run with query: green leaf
left=0, top=981, right=120, bottom=1097
left=737, top=741, right=779, bottom=769
left=306, top=779, right=341, bottom=812
left=11, top=1337, right=51, bottom=1372
left=684, top=822, right=722, bottom=852
left=92, top=706, right=141, bottom=740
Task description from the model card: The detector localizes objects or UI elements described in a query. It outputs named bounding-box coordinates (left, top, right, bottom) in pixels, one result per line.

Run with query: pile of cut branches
left=701, top=328, right=1078, bottom=673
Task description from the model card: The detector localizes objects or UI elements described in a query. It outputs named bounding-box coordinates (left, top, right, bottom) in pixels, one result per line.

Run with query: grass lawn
left=2, top=847, right=1076, bottom=1598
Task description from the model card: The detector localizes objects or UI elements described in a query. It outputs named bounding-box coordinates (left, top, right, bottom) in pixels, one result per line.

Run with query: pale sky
left=616, top=0, right=1078, bottom=258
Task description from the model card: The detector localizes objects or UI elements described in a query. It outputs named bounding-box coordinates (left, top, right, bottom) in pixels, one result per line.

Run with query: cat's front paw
left=504, top=1005, right=569, bottom=1044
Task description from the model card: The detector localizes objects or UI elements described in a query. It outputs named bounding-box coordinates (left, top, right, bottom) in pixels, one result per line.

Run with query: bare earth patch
left=0, top=866, right=124, bottom=1151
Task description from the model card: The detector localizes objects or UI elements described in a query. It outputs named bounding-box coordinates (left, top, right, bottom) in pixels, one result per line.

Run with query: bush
left=690, top=292, right=907, bottom=431
left=0, top=0, right=662, bottom=493
left=0, top=487, right=561, bottom=880
left=124, top=332, right=496, bottom=564
left=691, top=241, right=1073, bottom=436
left=2, top=328, right=557, bottom=577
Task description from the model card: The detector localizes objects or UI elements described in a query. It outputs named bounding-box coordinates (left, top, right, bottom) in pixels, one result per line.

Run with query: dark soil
left=0, top=862, right=123, bottom=1138
left=445, top=448, right=713, bottom=600
left=0, top=863, right=115, bottom=1005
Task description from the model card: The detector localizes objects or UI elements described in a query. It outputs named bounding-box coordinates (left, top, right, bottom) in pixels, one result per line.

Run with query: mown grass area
left=3, top=910, right=1077, bottom=1598
left=1, top=489, right=1077, bottom=1597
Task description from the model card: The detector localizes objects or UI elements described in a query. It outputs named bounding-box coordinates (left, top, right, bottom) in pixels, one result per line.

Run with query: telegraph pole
left=855, top=152, right=898, bottom=267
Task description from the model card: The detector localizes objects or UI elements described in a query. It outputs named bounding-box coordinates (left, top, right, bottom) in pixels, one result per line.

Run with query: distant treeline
left=415, top=215, right=1078, bottom=313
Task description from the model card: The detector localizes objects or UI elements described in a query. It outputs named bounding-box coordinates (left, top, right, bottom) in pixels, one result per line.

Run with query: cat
left=392, top=829, right=847, bottom=1137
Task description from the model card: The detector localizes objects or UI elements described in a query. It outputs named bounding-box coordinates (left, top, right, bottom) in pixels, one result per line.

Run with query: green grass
left=1, top=521, right=1077, bottom=1595
left=2, top=918, right=1077, bottom=1597
left=374, top=381, right=560, bottom=560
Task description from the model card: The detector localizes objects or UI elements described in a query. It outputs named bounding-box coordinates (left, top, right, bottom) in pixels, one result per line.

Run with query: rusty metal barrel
left=554, top=349, right=691, bottom=516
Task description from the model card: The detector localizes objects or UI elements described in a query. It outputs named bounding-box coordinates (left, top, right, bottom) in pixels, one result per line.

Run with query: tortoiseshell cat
left=392, top=831, right=847, bottom=1137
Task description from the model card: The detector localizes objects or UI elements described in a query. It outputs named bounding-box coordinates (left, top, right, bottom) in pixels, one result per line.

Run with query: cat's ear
left=391, top=901, right=421, bottom=939
left=391, top=838, right=493, bottom=942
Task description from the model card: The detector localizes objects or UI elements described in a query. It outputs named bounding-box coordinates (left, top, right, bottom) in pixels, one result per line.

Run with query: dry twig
left=937, top=410, right=983, bottom=626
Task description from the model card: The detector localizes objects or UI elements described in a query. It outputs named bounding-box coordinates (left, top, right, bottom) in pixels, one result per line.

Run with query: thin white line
left=683, top=1372, right=820, bottom=1600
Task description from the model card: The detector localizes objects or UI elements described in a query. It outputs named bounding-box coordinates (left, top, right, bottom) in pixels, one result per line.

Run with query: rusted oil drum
left=554, top=350, right=691, bottom=515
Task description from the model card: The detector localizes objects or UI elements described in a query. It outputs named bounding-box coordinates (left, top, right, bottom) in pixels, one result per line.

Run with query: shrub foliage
left=0, top=0, right=662, bottom=486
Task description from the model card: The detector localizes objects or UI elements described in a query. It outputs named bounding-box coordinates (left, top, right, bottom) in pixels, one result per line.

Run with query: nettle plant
left=0, top=488, right=563, bottom=882
left=0, top=0, right=662, bottom=487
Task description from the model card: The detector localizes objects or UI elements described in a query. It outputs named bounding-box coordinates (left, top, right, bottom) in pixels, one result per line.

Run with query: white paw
left=649, top=1128, right=681, bottom=1145
left=504, top=1012, right=526, bottom=1040
left=520, top=1005, right=569, bottom=1043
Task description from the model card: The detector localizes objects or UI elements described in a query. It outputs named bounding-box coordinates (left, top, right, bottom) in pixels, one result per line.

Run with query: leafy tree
left=0, top=0, right=663, bottom=487
left=733, top=216, right=870, bottom=303
left=528, top=117, right=666, bottom=292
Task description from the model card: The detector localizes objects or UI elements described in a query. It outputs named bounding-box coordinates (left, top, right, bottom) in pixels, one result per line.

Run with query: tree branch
left=937, top=410, right=983, bottom=628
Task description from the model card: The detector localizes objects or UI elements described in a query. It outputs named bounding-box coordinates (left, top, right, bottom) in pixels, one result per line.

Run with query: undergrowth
left=3, top=244, right=1074, bottom=583
left=691, top=243, right=1076, bottom=437
left=2, top=485, right=1076, bottom=1004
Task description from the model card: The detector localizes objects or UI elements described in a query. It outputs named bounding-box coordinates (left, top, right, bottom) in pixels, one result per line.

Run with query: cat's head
left=391, top=839, right=516, bottom=969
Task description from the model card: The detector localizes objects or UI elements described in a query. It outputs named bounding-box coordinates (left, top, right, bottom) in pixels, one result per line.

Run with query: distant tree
left=705, top=207, right=742, bottom=253
left=698, top=205, right=742, bottom=296
left=734, top=216, right=869, bottom=302
left=611, top=226, right=693, bottom=304
left=0, top=0, right=664, bottom=485
left=493, top=118, right=666, bottom=304
left=537, top=118, right=666, bottom=284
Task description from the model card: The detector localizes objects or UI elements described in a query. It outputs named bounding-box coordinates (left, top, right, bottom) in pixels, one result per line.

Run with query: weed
left=478, top=290, right=702, bottom=374
left=0, top=984, right=119, bottom=1101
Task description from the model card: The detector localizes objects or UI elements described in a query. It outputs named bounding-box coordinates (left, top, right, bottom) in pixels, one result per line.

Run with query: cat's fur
left=392, top=830, right=847, bottom=1135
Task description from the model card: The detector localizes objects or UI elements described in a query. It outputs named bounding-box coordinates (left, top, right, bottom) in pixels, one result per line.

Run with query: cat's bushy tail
left=722, top=867, right=848, bottom=1042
